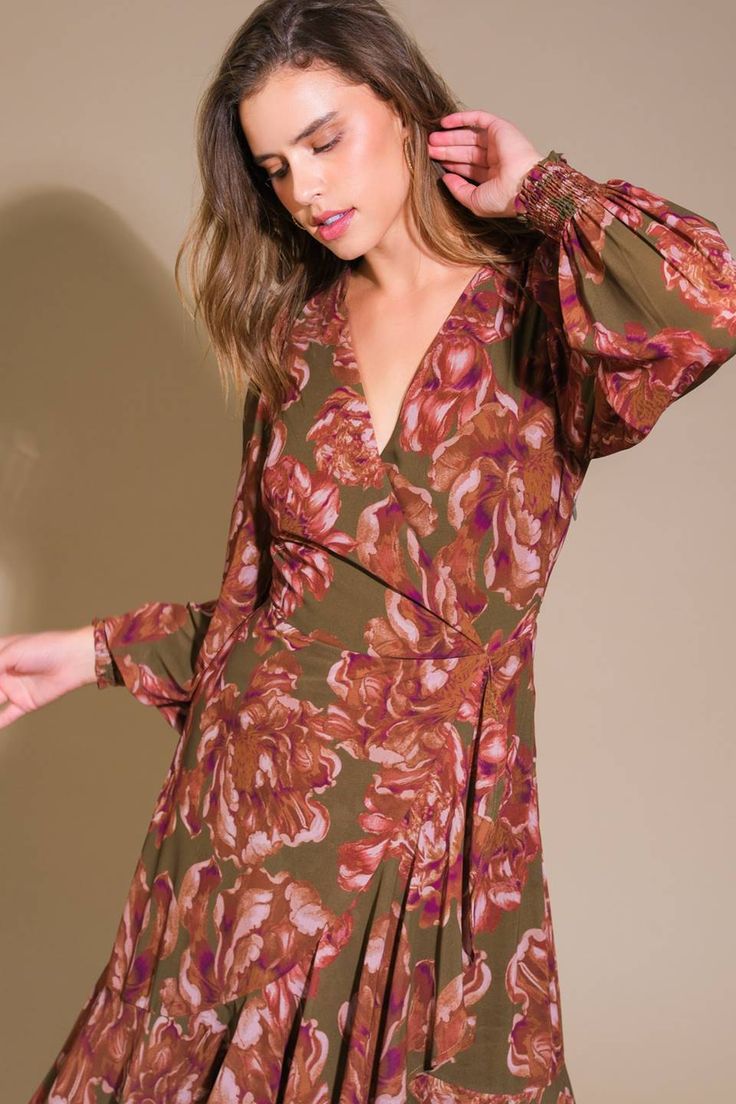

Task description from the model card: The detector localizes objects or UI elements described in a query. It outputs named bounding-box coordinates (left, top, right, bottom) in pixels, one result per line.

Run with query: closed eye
left=265, top=134, right=343, bottom=181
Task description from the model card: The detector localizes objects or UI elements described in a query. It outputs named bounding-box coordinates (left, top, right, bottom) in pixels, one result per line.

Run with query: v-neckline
left=334, top=262, right=489, bottom=461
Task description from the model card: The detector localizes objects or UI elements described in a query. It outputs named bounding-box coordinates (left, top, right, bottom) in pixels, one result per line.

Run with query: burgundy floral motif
left=180, top=651, right=341, bottom=867
left=155, top=859, right=339, bottom=1016
left=121, top=1008, right=229, bottom=1102
left=400, top=334, right=493, bottom=454
left=430, top=396, right=560, bottom=609
left=364, top=587, right=470, bottom=657
left=445, top=274, right=520, bottom=346
left=506, top=915, right=564, bottom=1083
left=263, top=422, right=356, bottom=552
left=201, top=401, right=273, bottom=669
left=104, top=602, right=192, bottom=648
left=302, top=277, right=347, bottom=348
left=28, top=983, right=143, bottom=1104
left=209, top=962, right=332, bottom=1103
left=145, top=740, right=189, bottom=850
left=103, top=857, right=166, bottom=1000
left=471, top=735, right=541, bottom=929
left=406, top=952, right=495, bottom=1086
left=307, top=385, right=385, bottom=486
left=354, top=482, right=436, bottom=603
left=322, top=650, right=494, bottom=983
left=281, top=347, right=311, bottom=410
left=335, top=906, right=407, bottom=1097
left=119, top=868, right=179, bottom=1007
left=653, top=219, right=736, bottom=333
left=410, top=1070, right=555, bottom=1103
left=98, top=603, right=201, bottom=728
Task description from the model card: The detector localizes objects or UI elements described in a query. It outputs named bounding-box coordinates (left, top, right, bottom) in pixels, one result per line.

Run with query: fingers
left=438, top=170, right=482, bottom=215
left=428, top=147, right=497, bottom=176
left=436, top=162, right=485, bottom=184
left=429, top=142, right=486, bottom=161
left=427, top=139, right=495, bottom=185
left=428, top=132, right=500, bottom=174
left=429, top=128, right=487, bottom=148
left=439, top=109, right=510, bottom=128
left=0, top=634, right=24, bottom=658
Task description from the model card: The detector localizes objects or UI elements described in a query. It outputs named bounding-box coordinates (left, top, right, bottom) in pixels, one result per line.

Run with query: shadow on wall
left=0, top=189, right=242, bottom=1100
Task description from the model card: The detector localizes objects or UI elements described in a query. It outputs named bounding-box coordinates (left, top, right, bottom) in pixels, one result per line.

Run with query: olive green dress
left=29, top=151, right=736, bottom=1103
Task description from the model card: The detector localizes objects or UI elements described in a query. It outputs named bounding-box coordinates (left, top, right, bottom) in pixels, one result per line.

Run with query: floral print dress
left=29, top=150, right=736, bottom=1104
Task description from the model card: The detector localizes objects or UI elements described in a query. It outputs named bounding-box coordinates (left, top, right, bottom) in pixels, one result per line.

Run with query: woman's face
left=239, top=63, right=411, bottom=260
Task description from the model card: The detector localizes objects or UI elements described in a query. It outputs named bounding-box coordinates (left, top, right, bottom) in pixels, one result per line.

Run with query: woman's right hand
left=0, top=625, right=98, bottom=731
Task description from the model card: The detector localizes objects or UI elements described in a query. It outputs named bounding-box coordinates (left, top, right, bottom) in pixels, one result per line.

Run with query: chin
left=327, top=241, right=366, bottom=262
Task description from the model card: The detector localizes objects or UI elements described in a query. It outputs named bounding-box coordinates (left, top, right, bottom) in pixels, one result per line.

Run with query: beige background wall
left=1, top=2, right=734, bottom=1100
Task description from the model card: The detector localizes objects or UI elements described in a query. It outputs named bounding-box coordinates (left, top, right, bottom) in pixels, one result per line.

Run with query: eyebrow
left=251, top=110, right=340, bottom=165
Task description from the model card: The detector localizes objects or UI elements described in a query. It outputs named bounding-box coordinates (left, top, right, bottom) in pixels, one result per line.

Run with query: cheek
left=350, top=126, right=407, bottom=214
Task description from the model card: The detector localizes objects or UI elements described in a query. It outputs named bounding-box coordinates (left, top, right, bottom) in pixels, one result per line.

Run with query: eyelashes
left=265, top=133, right=343, bottom=181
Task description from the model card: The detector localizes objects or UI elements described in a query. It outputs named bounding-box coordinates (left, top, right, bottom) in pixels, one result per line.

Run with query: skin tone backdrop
left=0, top=2, right=734, bottom=1102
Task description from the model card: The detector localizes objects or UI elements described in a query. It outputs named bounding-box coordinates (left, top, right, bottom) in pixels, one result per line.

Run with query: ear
left=391, top=107, right=409, bottom=143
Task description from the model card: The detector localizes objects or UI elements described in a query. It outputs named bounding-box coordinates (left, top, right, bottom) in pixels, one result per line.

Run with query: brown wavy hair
left=174, top=0, right=542, bottom=413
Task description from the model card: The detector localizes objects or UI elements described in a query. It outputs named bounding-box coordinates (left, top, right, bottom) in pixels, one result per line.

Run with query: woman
left=7, top=1, right=736, bottom=1101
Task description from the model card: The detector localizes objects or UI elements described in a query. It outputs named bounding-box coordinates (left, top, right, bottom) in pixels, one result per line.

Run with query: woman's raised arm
left=513, top=149, right=736, bottom=464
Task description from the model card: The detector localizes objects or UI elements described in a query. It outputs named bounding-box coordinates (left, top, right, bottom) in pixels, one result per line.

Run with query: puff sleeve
left=91, top=384, right=273, bottom=734
left=514, top=150, right=736, bottom=464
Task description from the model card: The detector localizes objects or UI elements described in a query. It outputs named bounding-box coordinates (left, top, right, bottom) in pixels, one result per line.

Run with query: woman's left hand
left=427, top=110, right=544, bottom=219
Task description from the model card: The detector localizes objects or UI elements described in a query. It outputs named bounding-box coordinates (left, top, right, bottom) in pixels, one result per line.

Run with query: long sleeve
left=513, top=149, right=736, bottom=465
left=91, top=384, right=273, bottom=734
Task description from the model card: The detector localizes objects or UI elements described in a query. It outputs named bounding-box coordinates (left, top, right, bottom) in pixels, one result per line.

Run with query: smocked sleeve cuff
left=513, top=149, right=605, bottom=241
left=91, top=616, right=122, bottom=690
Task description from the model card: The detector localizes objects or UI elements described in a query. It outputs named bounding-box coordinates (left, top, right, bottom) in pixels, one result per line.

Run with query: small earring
left=403, top=136, right=414, bottom=174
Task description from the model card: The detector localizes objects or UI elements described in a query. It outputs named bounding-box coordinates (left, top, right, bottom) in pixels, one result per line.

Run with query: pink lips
left=316, top=208, right=355, bottom=241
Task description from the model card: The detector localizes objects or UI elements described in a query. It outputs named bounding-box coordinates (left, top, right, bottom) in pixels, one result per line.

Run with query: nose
left=289, top=157, right=324, bottom=215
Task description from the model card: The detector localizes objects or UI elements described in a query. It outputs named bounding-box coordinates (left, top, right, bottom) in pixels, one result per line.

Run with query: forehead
left=238, top=64, right=377, bottom=151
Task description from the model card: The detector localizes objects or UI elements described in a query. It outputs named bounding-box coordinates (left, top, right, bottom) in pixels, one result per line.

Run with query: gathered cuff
left=513, top=149, right=605, bottom=241
left=91, top=617, right=121, bottom=690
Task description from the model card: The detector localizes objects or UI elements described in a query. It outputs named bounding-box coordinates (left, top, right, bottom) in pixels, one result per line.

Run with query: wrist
left=66, top=624, right=98, bottom=689
left=512, top=149, right=604, bottom=240
left=494, top=154, right=546, bottom=219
